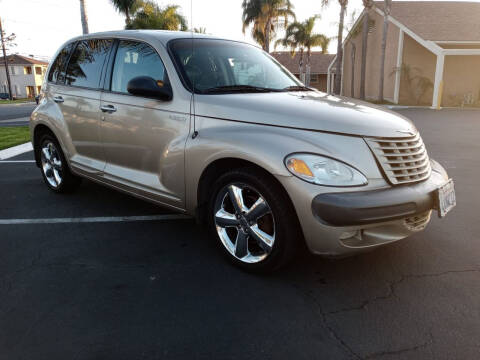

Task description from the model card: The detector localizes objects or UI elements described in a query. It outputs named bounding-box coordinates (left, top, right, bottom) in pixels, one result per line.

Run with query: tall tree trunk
left=79, top=0, right=89, bottom=34
left=305, top=48, right=311, bottom=86
left=264, top=18, right=271, bottom=53
left=359, top=9, right=369, bottom=100
left=0, top=18, right=13, bottom=100
left=298, top=48, right=304, bottom=83
left=334, top=3, right=347, bottom=95
left=125, top=8, right=131, bottom=26
left=378, top=0, right=391, bottom=101
left=351, top=43, right=356, bottom=97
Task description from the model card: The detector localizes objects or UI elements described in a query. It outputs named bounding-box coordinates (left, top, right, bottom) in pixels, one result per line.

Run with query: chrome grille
left=404, top=211, right=432, bottom=231
left=366, top=133, right=431, bottom=185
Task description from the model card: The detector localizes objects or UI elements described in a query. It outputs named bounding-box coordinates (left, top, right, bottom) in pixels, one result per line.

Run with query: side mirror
left=127, top=76, right=173, bottom=101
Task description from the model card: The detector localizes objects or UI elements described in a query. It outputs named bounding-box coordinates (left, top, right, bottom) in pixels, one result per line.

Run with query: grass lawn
left=0, top=98, right=35, bottom=105
left=0, top=126, right=31, bottom=150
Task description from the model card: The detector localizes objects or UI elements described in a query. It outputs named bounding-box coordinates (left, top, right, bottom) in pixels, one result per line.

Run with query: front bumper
left=277, top=159, right=450, bottom=256
left=312, top=171, right=442, bottom=227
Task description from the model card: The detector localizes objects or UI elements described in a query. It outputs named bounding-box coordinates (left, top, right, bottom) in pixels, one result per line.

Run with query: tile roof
left=374, top=1, right=480, bottom=42
left=0, top=54, right=48, bottom=66
left=270, top=52, right=336, bottom=74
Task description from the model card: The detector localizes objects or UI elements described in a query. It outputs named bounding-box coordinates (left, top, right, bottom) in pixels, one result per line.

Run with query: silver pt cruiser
left=31, top=31, right=456, bottom=272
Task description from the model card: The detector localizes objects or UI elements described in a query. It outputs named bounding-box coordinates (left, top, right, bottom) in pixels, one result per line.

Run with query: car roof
left=67, top=30, right=240, bottom=47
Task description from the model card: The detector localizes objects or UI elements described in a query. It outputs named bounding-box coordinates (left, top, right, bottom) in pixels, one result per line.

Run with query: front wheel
left=208, top=168, right=301, bottom=272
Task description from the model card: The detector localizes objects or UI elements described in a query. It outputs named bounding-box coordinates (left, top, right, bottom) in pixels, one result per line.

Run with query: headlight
left=285, top=154, right=368, bottom=186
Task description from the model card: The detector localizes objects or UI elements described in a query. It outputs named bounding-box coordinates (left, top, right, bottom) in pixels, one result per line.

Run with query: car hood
left=194, top=91, right=417, bottom=138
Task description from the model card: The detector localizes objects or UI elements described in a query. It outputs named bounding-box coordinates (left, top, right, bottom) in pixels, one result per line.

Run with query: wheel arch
left=195, top=157, right=299, bottom=228
left=33, top=124, right=57, bottom=167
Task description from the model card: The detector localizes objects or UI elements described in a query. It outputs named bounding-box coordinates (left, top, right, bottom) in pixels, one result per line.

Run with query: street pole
left=0, top=18, right=13, bottom=100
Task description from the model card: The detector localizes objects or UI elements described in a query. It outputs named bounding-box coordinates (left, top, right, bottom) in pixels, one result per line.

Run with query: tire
left=36, top=132, right=81, bottom=193
left=208, top=167, right=302, bottom=272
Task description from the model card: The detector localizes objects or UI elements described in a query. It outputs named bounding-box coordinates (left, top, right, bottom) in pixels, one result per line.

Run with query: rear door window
left=65, top=39, right=112, bottom=89
left=110, top=40, right=166, bottom=94
left=48, top=42, right=75, bottom=84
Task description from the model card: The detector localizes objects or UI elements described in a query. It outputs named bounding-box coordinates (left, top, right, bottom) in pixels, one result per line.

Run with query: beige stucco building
left=329, top=1, right=480, bottom=108
left=271, top=52, right=336, bottom=92
left=0, top=55, right=48, bottom=98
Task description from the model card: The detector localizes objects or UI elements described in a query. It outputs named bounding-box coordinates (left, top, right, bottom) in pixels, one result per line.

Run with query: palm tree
left=110, top=0, right=139, bottom=26
left=276, top=30, right=305, bottom=82
left=79, top=0, right=89, bottom=34
left=317, top=36, right=330, bottom=54
left=322, top=0, right=348, bottom=95
left=127, top=2, right=187, bottom=31
left=242, top=0, right=295, bottom=53
left=359, top=0, right=374, bottom=100
left=378, top=0, right=392, bottom=101
left=276, top=16, right=328, bottom=85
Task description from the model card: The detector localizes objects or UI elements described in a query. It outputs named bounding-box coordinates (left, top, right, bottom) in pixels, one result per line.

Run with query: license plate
left=437, top=179, right=456, bottom=218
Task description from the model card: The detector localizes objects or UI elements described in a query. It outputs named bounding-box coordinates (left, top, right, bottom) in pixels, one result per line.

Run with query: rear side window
left=111, top=40, right=166, bottom=94
left=65, top=39, right=112, bottom=88
left=48, top=42, right=74, bottom=83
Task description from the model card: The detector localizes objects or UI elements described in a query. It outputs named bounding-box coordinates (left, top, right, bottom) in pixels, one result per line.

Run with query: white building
left=0, top=54, right=49, bottom=98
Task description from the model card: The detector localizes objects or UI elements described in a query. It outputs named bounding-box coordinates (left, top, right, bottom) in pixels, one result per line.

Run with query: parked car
left=30, top=31, right=456, bottom=272
left=0, top=93, right=9, bottom=99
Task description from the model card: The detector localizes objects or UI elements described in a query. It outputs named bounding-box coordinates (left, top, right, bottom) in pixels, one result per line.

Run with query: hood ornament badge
left=397, top=129, right=416, bottom=136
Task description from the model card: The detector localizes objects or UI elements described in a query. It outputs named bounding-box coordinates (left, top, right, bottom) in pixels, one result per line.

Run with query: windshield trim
left=166, top=38, right=304, bottom=95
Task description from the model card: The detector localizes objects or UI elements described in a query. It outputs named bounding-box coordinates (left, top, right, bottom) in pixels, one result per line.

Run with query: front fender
left=184, top=116, right=384, bottom=213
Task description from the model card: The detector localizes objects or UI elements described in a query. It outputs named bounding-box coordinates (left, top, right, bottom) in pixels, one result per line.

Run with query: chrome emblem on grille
left=396, top=129, right=416, bottom=136
left=397, top=130, right=415, bottom=136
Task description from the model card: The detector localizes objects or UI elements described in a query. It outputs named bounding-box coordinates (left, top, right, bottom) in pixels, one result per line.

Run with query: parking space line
left=0, top=160, right=35, bottom=163
left=0, top=214, right=191, bottom=225
left=0, top=142, right=33, bottom=160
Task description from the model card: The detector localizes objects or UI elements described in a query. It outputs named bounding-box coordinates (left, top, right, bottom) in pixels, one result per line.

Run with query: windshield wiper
left=200, top=85, right=282, bottom=94
left=283, top=85, right=313, bottom=92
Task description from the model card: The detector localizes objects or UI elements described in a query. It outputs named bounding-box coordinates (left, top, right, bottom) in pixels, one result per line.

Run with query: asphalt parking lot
left=0, top=103, right=35, bottom=127
left=0, top=108, right=479, bottom=359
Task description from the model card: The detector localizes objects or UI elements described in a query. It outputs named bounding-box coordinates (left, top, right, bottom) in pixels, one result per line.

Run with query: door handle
left=100, top=105, right=117, bottom=113
left=53, top=96, right=64, bottom=103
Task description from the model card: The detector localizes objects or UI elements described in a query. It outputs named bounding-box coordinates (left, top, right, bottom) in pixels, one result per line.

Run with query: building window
left=10, top=66, right=15, bottom=75
left=310, top=74, right=319, bottom=83
left=24, top=66, right=32, bottom=75
left=37, top=86, right=42, bottom=94
left=35, top=67, right=42, bottom=75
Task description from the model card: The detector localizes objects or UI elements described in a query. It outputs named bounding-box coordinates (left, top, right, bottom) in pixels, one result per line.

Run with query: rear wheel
left=208, top=167, right=301, bottom=272
left=37, top=133, right=81, bottom=193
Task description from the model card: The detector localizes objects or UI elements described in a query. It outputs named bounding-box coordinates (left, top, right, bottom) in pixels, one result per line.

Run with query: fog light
left=339, top=230, right=362, bottom=240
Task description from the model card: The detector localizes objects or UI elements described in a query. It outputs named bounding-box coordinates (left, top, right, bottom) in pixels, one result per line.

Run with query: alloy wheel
left=214, top=184, right=275, bottom=263
left=40, top=141, right=63, bottom=188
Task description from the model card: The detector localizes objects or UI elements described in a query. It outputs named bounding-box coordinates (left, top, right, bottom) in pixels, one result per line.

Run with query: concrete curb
left=0, top=142, right=33, bottom=160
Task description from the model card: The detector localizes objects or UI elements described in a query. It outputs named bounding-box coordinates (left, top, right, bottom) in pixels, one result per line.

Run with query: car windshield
left=169, top=39, right=304, bottom=94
